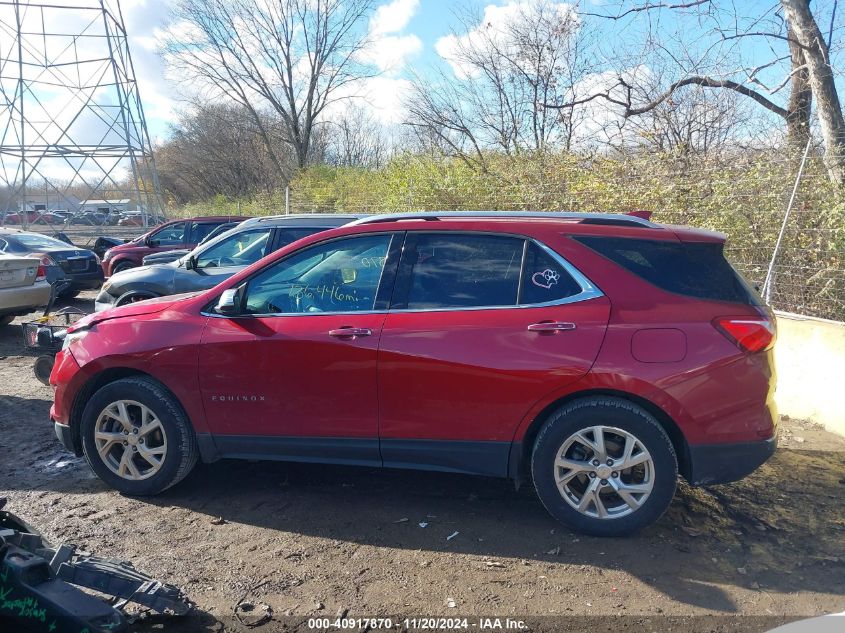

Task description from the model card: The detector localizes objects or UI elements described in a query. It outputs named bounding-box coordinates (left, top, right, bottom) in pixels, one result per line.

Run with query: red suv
left=101, top=216, right=245, bottom=276
left=50, top=212, right=776, bottom=536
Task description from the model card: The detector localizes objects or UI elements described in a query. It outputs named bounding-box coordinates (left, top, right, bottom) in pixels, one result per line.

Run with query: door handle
left=328, top=327, right=373, bottom=338
left=527, top=321, right=576, bottom=332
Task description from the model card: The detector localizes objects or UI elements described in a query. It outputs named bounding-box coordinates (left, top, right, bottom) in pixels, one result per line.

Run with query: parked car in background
left=2, top=210, right=40, bottom=225
left=51, top=211, right=777, bottom=536
left=0, top=230, right=104, bottom=298
left=32, top=212, right=68, bottom=225
left=0, top=253, right=51, bottom=326
left=117, top=213, right=144, bottom=227
left=101, top=216, right=246, bottom=277
left=68, top=212, right=107, bottom=226
left=141, top=221, right=242, bottom=266
left=95, top=215, right=362, bottom=311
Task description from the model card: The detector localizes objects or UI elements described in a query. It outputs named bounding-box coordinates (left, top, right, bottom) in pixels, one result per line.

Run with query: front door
left=377, top=232, right=611, bottom=476
left=198, top=232, right=400, bottom=466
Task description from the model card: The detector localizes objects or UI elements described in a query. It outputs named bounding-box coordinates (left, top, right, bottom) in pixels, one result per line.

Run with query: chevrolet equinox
left=50, top=212, right=777, bottom=536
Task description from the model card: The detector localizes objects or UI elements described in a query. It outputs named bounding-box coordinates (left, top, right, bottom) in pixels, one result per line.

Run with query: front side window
left=402, top=234, right=523, bottom=310
left=151, top=222, right=187, bottom=246
left=519, top=242, right=583, bottom=305
left=196, top=229, right=272, bottom=269
left=244, top=234, right=392, bottom=315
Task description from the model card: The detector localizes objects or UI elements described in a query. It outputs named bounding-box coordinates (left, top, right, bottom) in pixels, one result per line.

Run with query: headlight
left=62, top=328, right=90, bottom=351
left=103, top=249, right=113, bottom=261
left=101, top=279, right=112, bottom=292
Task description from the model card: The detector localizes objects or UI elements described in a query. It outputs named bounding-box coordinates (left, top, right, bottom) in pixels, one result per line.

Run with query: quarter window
left=402, top=234, right=523, bottom=309
left=244, top=234, right=393, bottom=314
left=519, top=242, right=582, bottom=305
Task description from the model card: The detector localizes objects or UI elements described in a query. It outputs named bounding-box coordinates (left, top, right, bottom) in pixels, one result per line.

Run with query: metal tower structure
left=0, top=0, right=164, bottom=227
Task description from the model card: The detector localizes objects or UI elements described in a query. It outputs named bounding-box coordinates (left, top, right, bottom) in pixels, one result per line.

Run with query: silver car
left=94, top=214, right=365, bottom=311
left=0, top=254, right=51, bottom=325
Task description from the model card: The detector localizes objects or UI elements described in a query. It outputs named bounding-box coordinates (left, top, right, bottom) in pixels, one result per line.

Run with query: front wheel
left=80, top=376, right=199, bottom=495
left=531, top=397, right=678, bottom=536
left=111, top=261, right=135, bottom=275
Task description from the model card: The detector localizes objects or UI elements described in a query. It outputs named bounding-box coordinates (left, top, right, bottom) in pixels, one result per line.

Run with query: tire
left=0, top=315, right=14, bottom=326
left=112, top=261, right=135, bottom=274
left=60, top=290, right=80, bottom=299
left=33, top=355, right=55, bottom=385
left=531, top=396, right=678, bottom=537
left=114, top=291, right=157, bottom=307
left=80, top=376, right=199, bottom=495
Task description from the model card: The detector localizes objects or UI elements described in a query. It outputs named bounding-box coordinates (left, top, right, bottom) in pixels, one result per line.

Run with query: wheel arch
left=509, top=389, right=691, bottom=483
left=68, top=367, right=170, bottom=455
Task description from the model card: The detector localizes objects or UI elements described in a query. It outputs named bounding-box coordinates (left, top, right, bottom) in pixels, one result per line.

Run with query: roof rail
left=345, top=211, right=660, bottom=228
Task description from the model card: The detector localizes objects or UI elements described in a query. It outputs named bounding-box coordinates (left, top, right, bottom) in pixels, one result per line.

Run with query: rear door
left=377, top=232, right=611, bottom=476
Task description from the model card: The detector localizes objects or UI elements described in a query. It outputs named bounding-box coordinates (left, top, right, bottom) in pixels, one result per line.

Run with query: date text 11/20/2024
left=306, top=618, right=528, bottom=630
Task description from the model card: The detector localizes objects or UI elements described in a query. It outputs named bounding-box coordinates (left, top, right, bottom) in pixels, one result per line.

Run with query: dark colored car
left=101, top=216, right=246, bottom=277
left=95, top=215, right=363, bottom=311
left=141, top=221, right=243, bottom=266
left=50, top=211, right=776, bottom=536
left=0, top=230, right=103, bottom=297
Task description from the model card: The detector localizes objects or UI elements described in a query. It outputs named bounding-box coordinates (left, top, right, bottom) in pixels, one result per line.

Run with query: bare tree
left=162, top=0, right=375, bottom=171
left=554, top=0, right=845, bottom=182
left=156, top=104, right=294, bottom=203
left=406, top=0, right=593, bottom=169
left=325, top=105, right=389, bottom=167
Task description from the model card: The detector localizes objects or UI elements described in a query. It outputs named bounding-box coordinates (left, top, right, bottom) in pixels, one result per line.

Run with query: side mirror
left=185, top=255, right=196, bottom=271
left=215, top=288, right=240, bottom=316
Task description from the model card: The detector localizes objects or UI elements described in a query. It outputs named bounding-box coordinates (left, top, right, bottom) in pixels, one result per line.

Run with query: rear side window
left=401, top=234, right=523, bottom=309
left=573, top=236, right=761, bottom=304
left=273, top=228, right=324, bottom=250
left=519, top=242, right=583, bottom=305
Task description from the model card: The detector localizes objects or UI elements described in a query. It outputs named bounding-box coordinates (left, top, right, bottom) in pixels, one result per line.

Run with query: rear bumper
left=687, top=435, right=777, bottom=486
left=65, top=270, right=105, bottom=290
left=0, top=281, right=51, bottom=314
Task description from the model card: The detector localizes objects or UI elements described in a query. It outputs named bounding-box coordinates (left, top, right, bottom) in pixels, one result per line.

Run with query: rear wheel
left=531, top=397, right=678, bottom=536
left=80, top=376, right=198, bottom=495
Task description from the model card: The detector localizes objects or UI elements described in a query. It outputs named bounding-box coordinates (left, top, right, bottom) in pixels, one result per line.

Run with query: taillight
left=36, top=265, right=46, bottom=281
left=713, top=316, right=775, bottom=353
left=40, top=254, right=56, bottom=267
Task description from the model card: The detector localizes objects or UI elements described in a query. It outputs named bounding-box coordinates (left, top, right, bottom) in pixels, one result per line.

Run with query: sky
left=123, top=0, right=446, bottom=141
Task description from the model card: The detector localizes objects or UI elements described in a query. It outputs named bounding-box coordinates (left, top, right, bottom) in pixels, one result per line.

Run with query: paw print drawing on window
left=531, top=268, right=560, bottom=289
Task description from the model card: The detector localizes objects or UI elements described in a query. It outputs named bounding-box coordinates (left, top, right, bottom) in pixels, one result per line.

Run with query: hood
left=104, top=264, right=177, bottom=295
left=70, top=291, right=202, bottom=331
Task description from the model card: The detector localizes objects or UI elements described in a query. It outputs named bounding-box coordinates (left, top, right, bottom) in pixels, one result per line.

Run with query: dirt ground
left=1, top=291, right=844, bottom=633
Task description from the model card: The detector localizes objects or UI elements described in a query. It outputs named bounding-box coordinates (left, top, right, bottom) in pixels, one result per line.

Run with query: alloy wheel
left=553, top=425, right=654, bottom=519
left=94, top=400, right=168, bottom=481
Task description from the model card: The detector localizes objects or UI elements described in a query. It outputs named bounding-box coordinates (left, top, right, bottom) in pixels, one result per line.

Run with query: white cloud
left=358, top=34, right=423, bottom=74
left=436, top=0, right=576, bottom=80
left=358, top=0, right=422, bottom=75
left=370, top=0, right=419, bottom=35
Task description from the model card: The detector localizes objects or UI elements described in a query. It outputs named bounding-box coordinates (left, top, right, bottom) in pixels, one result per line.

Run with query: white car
left=0, top=254, right=51, bottom=326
